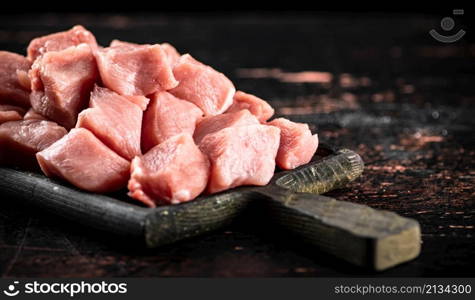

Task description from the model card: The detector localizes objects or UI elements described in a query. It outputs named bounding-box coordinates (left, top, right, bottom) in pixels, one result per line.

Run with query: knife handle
left=256, top=187, right=421, bottom=271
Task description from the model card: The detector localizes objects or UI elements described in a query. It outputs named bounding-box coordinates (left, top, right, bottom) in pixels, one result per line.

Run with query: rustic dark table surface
left=0, top=12, right=474, bottom=277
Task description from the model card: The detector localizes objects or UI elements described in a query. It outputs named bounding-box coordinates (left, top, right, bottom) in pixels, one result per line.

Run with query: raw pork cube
left=169, top=54, right=235, bottom=116
left=161, top=43, right=181, bottom=66
left=268, top=118, right=319, bottom=170
left=29, top=44, right=98, bottom=129
left=0, top=120, right=67, bottom=168
left=199, top=124, right=280, bottom=194
left=141, top=91, right=203, bottom=152
left=0, top=51, right=31, bottom=108
left=95, top=43, right=178, bottom=96
left=0, top=105, right=25, bottom=124
left=77, top=86, right=142, bottom=160
left=226, top=91, right=274, bottom=122
left=193, top=109, right=259, bottom=145
left=36, top=128, right=130, bottom=193
left=128, top=133, right=210, bottom=207
left=109, top=40, right=180, bottom=66
left=27, top=25, right=98, bottom=62
left=23, top=108, right=47, bottom=121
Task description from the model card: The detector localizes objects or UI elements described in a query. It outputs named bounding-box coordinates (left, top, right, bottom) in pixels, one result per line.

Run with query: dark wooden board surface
left=8, top=145, right=421, bottom=271
left=0, top=12, right=474, bottom=277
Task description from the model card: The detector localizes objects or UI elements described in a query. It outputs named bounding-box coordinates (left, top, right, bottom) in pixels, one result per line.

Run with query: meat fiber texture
left=199, top=124, right=281, bottom=194
left=27, top=25, right=98, bottom=62
left=77, top=85, right=143, bottom=160
left=36, top=128, right=130, bottom=193
left=110, top=40, right=181, bottom=67
left=193, top=109, right=259, bottom=145
left=29, top=44, right=98, bottom=129
left=0, top=25, right=321, bottom=207
left=23, top=108, right=47, bottom=121
left=226, top=91, right=274, bottom=123
left=268, top=118, right=319, bottom=170
left=169, top=54, right=235, bottom=116
left=141, top=91, right=203, bottom=152
left=0, top=51, right=31, bottom=108
left=95, top=42, right=178, bottom=96
left=129, top=133, right=210, bottom=207
left=0, top=120, right=67, bottom=168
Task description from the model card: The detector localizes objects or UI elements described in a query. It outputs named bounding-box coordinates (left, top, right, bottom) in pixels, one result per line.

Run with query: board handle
left=272, top=146, right=364, bottom=194
left=257, top=148, right=421, bottom=270
left=257, top=188, right=421, bottom=270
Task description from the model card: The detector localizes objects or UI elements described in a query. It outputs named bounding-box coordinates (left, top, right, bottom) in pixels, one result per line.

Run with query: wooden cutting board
left=0, top=144, right=420, bottom=271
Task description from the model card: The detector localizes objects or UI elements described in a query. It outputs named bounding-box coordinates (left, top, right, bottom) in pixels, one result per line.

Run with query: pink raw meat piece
left=199, top=124, right=280, bottom=194
left=0, top=105, right=26, bottom=124
left=0, top=111, right=22, bottom=124
left=29, top=44, right=98, bottom=129
left=27, top=25, right=98, bottom=62
left=169, top=54, right=235, bottom=116
left=0, top=119, right=67, bottom=168
left=226, top=91, right=274, bottom=122
left=110, top=40, right=180, bottom=66
left=128, top=133, right=210, bottom=207
left=193, top=109, right=259, bottom=145
left=23, top=108, right=47, bottom=120
left=268, top=118, right=319, bottom=170
left=0, top=51, right=31, bottom=108
left=141, top=91, right=203, bottom=152
left=76, top=86, right=142, bottom=160
left=36, top=128, right=130, bottom=193
left=96, top=42, right=178, bottom=96
left=109, top=40, right=137, bottom=48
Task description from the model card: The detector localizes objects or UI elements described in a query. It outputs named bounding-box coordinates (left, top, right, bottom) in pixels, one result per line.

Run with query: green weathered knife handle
left=257, top=149, right=421, bottom=270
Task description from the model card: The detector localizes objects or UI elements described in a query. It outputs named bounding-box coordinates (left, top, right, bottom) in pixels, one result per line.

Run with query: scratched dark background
left=0, top=11, right=474, bottom=277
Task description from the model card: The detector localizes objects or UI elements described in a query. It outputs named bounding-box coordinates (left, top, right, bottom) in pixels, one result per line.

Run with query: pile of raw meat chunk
left=0, top=25, right=319, bottom=207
